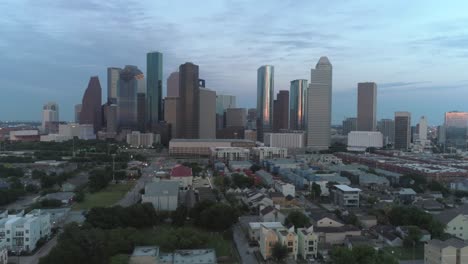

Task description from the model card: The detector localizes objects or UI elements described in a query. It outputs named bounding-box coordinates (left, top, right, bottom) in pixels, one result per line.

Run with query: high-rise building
left=74, top=104, right=82, bottom=123
left=307, top=57, right=332, bottom=150
left=107, top=67, right=121, bottom=104
left=80, top=76, right=102, bottom=133
left=378, top=118, right=395, bottom=146
left=289, top=79, right=308, bottom=130
left=117, top=66, right=143, bottom=130
left=167, top=71, right=179, bottom=97
left=226, top=108, right=247, bottom=127
left=147, top=51, right=163, bottom=124
left=216, top=94, right=236, bottom=129
left=418, top=116, right=428, bottom=141
left=342, top=117, right=357, bottom=135
left=179, top=62, right=200, bottom=139
left=273, top=90, right=289, bottom=131
left=137, top=93, right=147, bottom=132
left=444, top=111, right=468, bottom=148
left=394, top=112, right=411, bottom=150
left=199, top=88, right=216, bottom=139
left=164, top=97, right=180, bottom=139
left=105, top=104, right=118, bottom=134
left=42, top=102, right=59, bottom=133
left=247, top=108, right=257, bottom=130
left=257, top=65, right=274, bottom=141
left=357, top=82, right=377, bottom=131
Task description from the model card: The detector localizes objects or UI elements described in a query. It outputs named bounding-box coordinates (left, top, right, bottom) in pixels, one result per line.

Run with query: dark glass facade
left=178, top=62, right=200, bottom=139
left=117, top=65, right=143, bottom=130
left=147, top=52, right=163, bottom=124
left=257, top=65, right=274, bottom=141
left=273, top=90, right=289, bottom=131
left=80, top=76, right=102, bottom=133
left=289, top=79, right=307, bottom=130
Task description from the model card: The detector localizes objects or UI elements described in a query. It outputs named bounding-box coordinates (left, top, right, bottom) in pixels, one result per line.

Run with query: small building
left=259, top=206, right=286, bottom=223
left=274, top=181, right=295, bottom=197
left=210, top=147, right=250, bottom=163
left=297, top=226, right=318, bottom=259
left=256, top=170, right=274, bottom=186
left=424, top=238, right=468, bottom=264
left=347, top=131, right=383, bottom=152
left=434, top=204, right=468, bottom=240
left=170, top=164, right=193, bottom=191
left=141, top=181, right=179, bottom=211
left=396, top=188, right=417, bottom=204
left=130, top=246, right=160, bottom=264
left=42, top=192, right=75, bottom=205
left=357, top=215, right=377, bottom=229
left=331, top=185, right=361, bottom=208
left=252, top=147, right=288, bottom=162
left=228, top=160, right=252, bottom=171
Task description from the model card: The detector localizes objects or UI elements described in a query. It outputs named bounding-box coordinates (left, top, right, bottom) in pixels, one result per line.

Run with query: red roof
left=170, top=164, right=193, bottom=177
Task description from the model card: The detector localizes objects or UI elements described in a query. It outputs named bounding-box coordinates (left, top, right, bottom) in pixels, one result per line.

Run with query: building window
left=6, top=239, right=9, bottom=242
left=25, top=230, right=29, bottom=234
left=329, top=222, right=332, bottom=224
left=25, top=238, right=29, bottom=241
left=460, top=227, right=463, bottom=230
left=6, top=231, right=9, bottom=234
left=288, top=242, right=293, bottom=246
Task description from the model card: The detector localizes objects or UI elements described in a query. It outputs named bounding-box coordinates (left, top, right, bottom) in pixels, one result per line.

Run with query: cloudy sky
left=1, top=0, right=468, bottom=125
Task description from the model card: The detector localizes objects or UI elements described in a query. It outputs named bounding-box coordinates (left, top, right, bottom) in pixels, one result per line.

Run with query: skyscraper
left=357, top=82, right=377, bottom=131
left=289, top=79, right=308, bottom=130
left=105, top=104, right=118, bottom=134
left=80, top=76, right=102, bottom=133
left=444, top=111, right=468, bottom=148
left=226, top=108, right=247, bottom=127
left=216, top=94, right=236, bottom=129
left=307, top=57, right=332, bottom=150
left=167, top=71, right=179, bottom=97
left=164, top=97, right=180, bottom=139
left=107, top=67, right=121, bottom=104
left=273, top=90, right=289, bottom=131
left=147, top=51, right=163, bottom=124
left=42, top=102, right=59, bottom=133
left=117, top=66, right=143, bottom=130
left=378, top=119, right=395, bottom=146
left=394, top=112, right=411, bottom=150
left=74, top=104, right=82, bottom=123
left=199, top=88, right=216, bottom=139
left=137, top=93, right=147, bottom=132
left=257, top=65, right=274, bottom=141
left=247, top=108, right=257, bottom=130
left=342, top=117, right=357, bottom=135
left=179, top=62, right=200, bottom=139
left=418, top=116, right=428, bottom=141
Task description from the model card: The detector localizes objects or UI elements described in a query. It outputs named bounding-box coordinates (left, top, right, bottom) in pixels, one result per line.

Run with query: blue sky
left=1, top=0, right=468, bottom=125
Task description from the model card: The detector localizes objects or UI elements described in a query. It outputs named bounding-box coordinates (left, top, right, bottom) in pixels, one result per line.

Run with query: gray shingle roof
left=145, top=181, right=179, bottom=196
left=434, top=204, right=468, bottom=225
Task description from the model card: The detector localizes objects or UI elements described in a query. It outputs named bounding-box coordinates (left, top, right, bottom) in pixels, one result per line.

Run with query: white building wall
left=264, top=133, right=305, bottom=148
left=347, top=131, right=383, bottom=151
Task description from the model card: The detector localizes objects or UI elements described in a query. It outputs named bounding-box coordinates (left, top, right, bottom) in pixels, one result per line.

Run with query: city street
left=233, top=223, right=258, bottom=264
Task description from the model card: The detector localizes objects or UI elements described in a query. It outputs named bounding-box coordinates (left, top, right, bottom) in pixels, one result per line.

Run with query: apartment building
left=332, top=185, right=361, bottom=207
left=424, top=238, right=468, bottom=264
left=297, top=227, right=318, bottom=260
left=252, top=147, right=288, bottom=162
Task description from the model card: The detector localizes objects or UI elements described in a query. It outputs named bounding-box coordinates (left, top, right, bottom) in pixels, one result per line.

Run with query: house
left=259, top=226, right=279, bottom=260
left=270, top=192, right=285, bottom=205
left=0, top=210, right=51, bottom=253
left=60, top=182, right=76, bottom=192
left=131, top=246, right=217, bottom=264
left=248, top=222, right=284, bottom=241
left=274, top=181, right=295, bottom=197
left=259, top=206, right=286, bottom=223
left=258, top=225, right=298, bottom=261
left=42, top=192, right=75, bottom=205
left=256, top=170, right=274, bottom=186
left=277, top=227, right=299, bottom=260
left=314, top=225, right=361, bottom=245
left=297, top=226, right=318, bottom=260
left=309, top=211, right=344, bottom=227
left=345, top=235, right=373, bottom=249
left=130, top=246, right=159, bottom=264
left=357, top=215, right=377, bottom=229
left=141, top=180, right=179, bottom=211
left=424, top=238, right=468, bottom=264
left=396, top=226, right=431, bottom=242
left=434, top=204, right=468, bottom=240
left=413, top=199, right=445, bottom=211
left=373, top=225, right=402, bottom=247
left=169, top=164, right=193, bottom=190
left=395, top=188, right=417, bottom=204
left=331, top=185, right=361, bottom=208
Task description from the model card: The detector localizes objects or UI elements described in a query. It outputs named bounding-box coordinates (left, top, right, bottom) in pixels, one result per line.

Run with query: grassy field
left=72, top=182, right=134, bottom=210
left=382, top=245, right=424, bottom=260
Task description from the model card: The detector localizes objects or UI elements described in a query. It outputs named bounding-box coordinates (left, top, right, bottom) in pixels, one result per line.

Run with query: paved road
left=233, top=224, right=258, bottom=264
left=5, top=194, right=39, bottom=210
left=11, top=236, right=57, bottom=264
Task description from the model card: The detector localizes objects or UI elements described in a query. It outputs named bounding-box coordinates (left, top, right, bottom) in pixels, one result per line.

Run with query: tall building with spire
left=257, top=65, right=274, bottom=141
left=147, top=51, right=163, bottom=124
left=307, top=57, right=332, bottom=150
left=289, top=79, right=308, bottom=130
left=357, top=82, right=377, bottom=131
left=80, top=76, right=102, bottom=133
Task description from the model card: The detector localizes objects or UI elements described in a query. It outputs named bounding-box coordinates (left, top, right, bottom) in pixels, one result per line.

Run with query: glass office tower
left=257, top=65, right=274, bottom=141
left=147, top=51, right=163, bottom=124
left=290, top=79, right=308, bottom=130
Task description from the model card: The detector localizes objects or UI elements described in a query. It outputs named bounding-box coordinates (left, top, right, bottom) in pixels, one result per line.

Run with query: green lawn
left=382, top=245, right=424, bottom=260
left=72, top=182, right=135, bottom=210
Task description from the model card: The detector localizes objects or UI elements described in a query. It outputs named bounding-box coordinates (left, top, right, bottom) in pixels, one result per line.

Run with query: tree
left=74, top=191, right=85, bottom=202
left=271, top=242, right=288, bottom=262
left=310, top=182, right=321, bottom=199
left=285, top=211, right=310, bottom=229
left=330, top=245, right=398, bottom=264
left=88, top=169, right=112, bottom=192
left=172, top=205, right=188, bottom=226
left=250, top=164, right=261, bottom=173
left=231, top=173, right=254, bottom=188
left=197, top=203, right=238, bottom=231
left=403, top=226, right=422, bottom=248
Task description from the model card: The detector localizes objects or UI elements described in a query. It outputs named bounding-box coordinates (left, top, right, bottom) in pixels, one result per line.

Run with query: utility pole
left=112, top=154, right=116, bottom=183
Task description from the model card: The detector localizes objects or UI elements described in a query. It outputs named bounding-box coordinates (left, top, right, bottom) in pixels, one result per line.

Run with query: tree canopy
left=330, top=245, right=398, bottom=264
left=285, top=211, right=310, bottom=229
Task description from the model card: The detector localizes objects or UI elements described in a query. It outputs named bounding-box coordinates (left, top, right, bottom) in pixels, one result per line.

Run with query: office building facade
left=378, top=118, right=395, bottom=146
left=199, top=88, right=216, bottom=139
left=273, top=90, right=289, bottom=131
left=179, top=62, right=200, bottom=138
left=117, top=66, right=143, bottom=130
left=147, top=52, right=163, bottom=124
left=107, top=67, right=121, bottom=104
left=290, top=79, right=308, bottom=130
left=216, top=94, right=236, bottom=129
left=307, top=57, right=332, bottom=150
left=257, top=65, right=274, bottom=141
left=444, top=111, right=468, bottom=149
left=394, top=112, right=411, bottom=150
left=226, top=108, right=247, bottom=127
left=42, top=102, right=59, bottom=133
left=342, top=117, right=357, bottom=135
left=357, top=82, right=377, bottom=131
left=74, top=104, right=82, bottom=123
left=164, top=97, right=180, bottom=139
left=167, top=71, right=179, bottom=97
left=80, top=76, right=102, bottom=133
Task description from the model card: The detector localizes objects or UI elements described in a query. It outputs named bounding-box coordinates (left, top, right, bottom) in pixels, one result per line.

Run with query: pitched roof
left=314, top=225, right=360, bottom=233
left=170, top=164, right=193, bottom=177
left=260, top=206, right=276, bottom=216
left=434, top=204, right=468, bottom=224
left=309, top=211, right=342, bottom=224
left=428, top=238, right=468, bottom=249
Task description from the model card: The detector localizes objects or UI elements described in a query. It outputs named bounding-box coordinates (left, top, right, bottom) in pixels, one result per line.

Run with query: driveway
left=233, top=223, right=258, bottom=264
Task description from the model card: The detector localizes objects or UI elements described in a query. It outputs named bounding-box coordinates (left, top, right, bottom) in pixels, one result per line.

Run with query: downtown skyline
left=2, top=0, right=468, bottom=124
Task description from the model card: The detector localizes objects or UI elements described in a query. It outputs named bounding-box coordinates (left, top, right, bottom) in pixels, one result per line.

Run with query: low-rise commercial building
left=141, top=180, right=179, bottom=211
left=252, top=147, right=288, bottom=162
left=210, top=147, right=250, bottom=163
left=274, top=181, right=295, bottom=197
left=169, top=165, right=193, bottom=190
left=347, top=131, right=383, bottom=152
left=9, top=130, right=40, bottom=142
left=264, top=132, right=305, bottom=148
left=169, top=139, right=255, bottom=157
left=126, top=131, right=160, bottom=148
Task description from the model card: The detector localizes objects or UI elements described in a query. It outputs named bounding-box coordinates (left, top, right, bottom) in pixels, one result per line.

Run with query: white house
left=274, top=181, right=295, bottom=197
